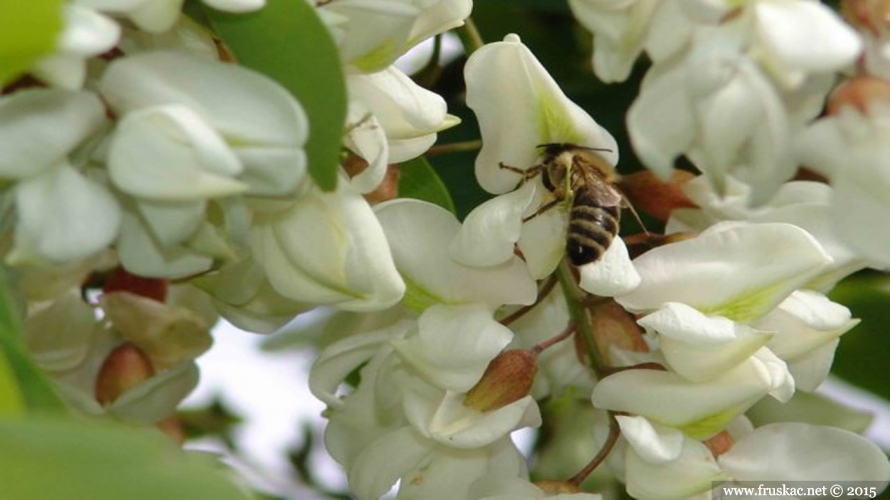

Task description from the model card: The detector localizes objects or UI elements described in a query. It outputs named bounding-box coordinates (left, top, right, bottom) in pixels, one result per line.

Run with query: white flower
left=318, top=0, right=471, bottom=72
left=465, top=34, right=618, bottom=196
left=100, top=51, right=309, bottom=198
left=0, top=89, right=107, bottom=180
left=0, top=89, right=121, bottom=265
left=98, top=51, right=311, bottom=277
left=795, top=99, right=890, bottom=267
left=628, top=25, right=794, bottom=202
left=752, top=290, right=859, bottom=391
left=311, top=305, right=540, bottom=499
left=76, top=0, right=265, bottom=34
left=568, top=0, right=692, bottom=83
left=592, top=352, right=792, bottom=439
left=617, top=222, right=832, bottom=323
left=32, top=4, right=120, bottom=89
left=667, top=177, right=870, bottom=290
left=345, top=66, right=458, bottom=192
left=461, top=34, right=638, bottom=294
left=375, top=199, right=537, bottom=311
left=718, top=422, right=890, bottom=487
left=617, top=416, right=727, bottom=500
left=249, top=183, right=405, bottom=312
left=11, top=162, right=122, bottom=265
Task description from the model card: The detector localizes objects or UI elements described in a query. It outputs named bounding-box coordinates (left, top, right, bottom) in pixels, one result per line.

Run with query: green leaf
left=0, top=415, right=249, bottom=500
left=0, top=0, right=64, bottom=85
left=0, top=269, right=65, bottom=412
left=201, top=0, right=346, bottom=192
left=399, top=157, right=457, bottom=214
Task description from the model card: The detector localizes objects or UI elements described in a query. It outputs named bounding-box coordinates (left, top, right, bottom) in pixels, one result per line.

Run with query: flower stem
left=500, top=275, right=557, bottom=326
left=426, top=139, right=483, bottom=156
left=555, top=260, right=606, bottom=378
left=568, top=411, right=620, bottom=487
left=457, top=17, right=485, bottom=55
left=532, top=322, right=577, bottom=354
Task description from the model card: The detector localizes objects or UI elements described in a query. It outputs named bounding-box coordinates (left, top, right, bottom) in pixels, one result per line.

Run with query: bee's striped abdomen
left=566, top=199, right=620, bottom=266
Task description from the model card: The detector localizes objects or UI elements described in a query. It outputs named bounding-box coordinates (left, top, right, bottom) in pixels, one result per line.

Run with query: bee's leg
left=619, top=191, right=651, bottom=236
left=499, top=162, right=543, bottom=190
left=521, top=198, right=561, bottom=223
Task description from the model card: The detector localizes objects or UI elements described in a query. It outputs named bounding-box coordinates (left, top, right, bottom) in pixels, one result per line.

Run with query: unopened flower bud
left=534, top=480, right=580, bottom=494
left=618, top=170, right=697, bottom=222
left=703, top=430, right=735, bottom=457
left=103, top=267, right=168, bottom=302
left=95, top=343, right=155, bottom=405
left=827, top=75, right=890, bottom=116
left=586, top=300, right=648, bottom=366
left=463, top=349, right=537, bottom=412
left=156, top=415, right=186, bottom=446
left=842, top=0, right=890, bottom=35
left=343, top=154, right=401, bottom=205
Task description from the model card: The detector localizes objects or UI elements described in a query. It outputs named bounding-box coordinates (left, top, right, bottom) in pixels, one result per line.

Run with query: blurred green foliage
left=829, top=274, right=890, bottom=401
left=0, top=0, right=64, bottom=86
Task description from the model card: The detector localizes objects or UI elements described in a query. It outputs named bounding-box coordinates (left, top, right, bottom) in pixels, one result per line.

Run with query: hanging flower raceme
left=0, top=88, right=121, bottom=266
left=460, top=34, right=639, bottom=297
left=795, top=76, right=890, bottom=268
left=97, top=50, right=310, bottom=278
left=600, top=0, right=862, bottom=204
left=310, top=304, right=541, bottom=500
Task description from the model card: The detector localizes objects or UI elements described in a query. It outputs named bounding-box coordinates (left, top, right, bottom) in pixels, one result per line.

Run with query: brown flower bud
left=827, top=75, right=890, bottom=116
left=534, top=480, right=581, bottom=494
left=103, top=267, right=168, bottom=303
left=343, top=154, right=401, bottom=205
left=703, top=430, right=735, bottom=457
left=618, top=170, right=697, bottom=222
left=582, top=300, right=648, bottom=367
left=463, top=349, right=538, bottom=412
left=842, top=0, right=890, bottom=35
left=95, top=343, right=155, bottom=406
left=156, top=415, right=186, bottom=446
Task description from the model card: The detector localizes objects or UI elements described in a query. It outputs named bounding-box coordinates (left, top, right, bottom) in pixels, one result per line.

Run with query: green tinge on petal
left=699, top=281, right=793, bottom=324
left=679, top=401, right=752, bottom=440
left=534, top=87, right=584, bottom=145
left=353, top=40, right=399, bottom=73
left=401, top=275, right=448, bottom=314
left=0, top=351, right=24, bottom=415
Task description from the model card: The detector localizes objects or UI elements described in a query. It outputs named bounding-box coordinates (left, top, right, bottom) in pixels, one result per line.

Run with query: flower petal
left=617, top=222, right=832, bottom=323
left=0, top=89, right=106, bottom=179
left=12, top=163, right=121, bottom=264
left=578, top=238, right=641, bottom=297
left=465, top=34, right=618, bottom=194
left=718, top=423, right=890, bottom=484
left=451, top=183, right=538, bottom=267
left=376, top=199, right=537, bottom=310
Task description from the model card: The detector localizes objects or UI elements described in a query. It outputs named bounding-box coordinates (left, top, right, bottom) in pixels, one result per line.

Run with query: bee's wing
left=575, top=158, right=623, bottom=207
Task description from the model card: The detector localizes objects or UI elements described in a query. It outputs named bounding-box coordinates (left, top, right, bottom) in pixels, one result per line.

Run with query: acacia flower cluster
left=2, top=0, right=890, bottom=498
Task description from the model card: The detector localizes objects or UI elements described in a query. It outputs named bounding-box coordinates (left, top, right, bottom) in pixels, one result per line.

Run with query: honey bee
left=500, top=143, right=622, bottom=266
